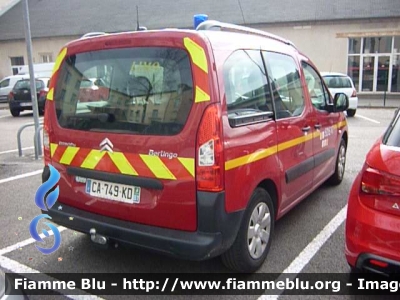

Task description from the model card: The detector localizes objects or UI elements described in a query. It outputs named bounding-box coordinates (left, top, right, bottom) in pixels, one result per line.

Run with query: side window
left=0, top=79, right=10, bottom=88
left=302, top=62, right=331, bottom=110
left=262, top=52, right=304, bottom=119
left=223, top=50, right=273, bottom=114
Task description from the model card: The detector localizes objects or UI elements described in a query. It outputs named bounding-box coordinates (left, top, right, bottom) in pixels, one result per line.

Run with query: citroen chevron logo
left=100, top=138, right=113, bottom=153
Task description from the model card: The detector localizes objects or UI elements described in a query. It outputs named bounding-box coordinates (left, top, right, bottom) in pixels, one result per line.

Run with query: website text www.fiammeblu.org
left=6, top=273, right=400, bottom=296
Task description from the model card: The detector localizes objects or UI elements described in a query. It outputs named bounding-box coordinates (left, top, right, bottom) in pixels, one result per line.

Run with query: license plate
left=20, top=102, right=32, bottom=107
left=85, top=179, right=140, bottom=204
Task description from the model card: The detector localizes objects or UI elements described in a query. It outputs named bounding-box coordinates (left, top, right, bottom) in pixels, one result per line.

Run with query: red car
left=346, top=108, right=400, bottom=274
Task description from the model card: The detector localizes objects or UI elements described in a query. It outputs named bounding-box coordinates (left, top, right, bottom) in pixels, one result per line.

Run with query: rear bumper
left=355, top=253, right=400, bottom=274
left=42, top=167, right=244, bottom=260
left=345, top=173, right=400, bottom=272
left=9, top=100, right=45, bottom=111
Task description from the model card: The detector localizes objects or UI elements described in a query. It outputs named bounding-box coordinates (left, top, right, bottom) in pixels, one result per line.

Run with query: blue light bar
left=194, top=14, right=208, bottom=29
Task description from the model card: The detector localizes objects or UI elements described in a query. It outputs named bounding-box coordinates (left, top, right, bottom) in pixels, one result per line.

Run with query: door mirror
left=333, top=93, right=349, bottom=112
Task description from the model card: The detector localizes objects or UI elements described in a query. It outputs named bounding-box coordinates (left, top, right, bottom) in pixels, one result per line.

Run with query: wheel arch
left=257, top=179, right=279, bottom=220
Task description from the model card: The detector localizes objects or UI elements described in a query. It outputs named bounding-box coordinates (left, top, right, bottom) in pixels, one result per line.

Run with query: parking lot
left=0, top=107, right=397, bottom=299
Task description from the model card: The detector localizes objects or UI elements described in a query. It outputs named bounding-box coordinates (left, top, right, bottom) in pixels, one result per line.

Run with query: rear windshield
left=383, top=109, right=400, bottom=147
left=323, top=76, right=352, bottom=88
left=54, top=47, right=193, bottom=135
left=14, top=80, right=44, bottom=90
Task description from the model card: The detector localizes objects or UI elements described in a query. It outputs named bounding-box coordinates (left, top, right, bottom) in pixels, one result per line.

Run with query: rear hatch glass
left=52, top=45, right=199, bottom=231
left=55, top=47, right=193, bottom=135
left=323, top=76, right=352, bottom=89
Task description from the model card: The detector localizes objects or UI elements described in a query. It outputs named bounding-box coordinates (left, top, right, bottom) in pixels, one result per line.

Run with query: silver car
left=0, top=75, right=29, bottom=103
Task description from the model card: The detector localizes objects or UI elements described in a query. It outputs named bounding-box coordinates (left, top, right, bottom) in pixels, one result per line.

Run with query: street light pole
left=22, top=0, right=41, bottom=157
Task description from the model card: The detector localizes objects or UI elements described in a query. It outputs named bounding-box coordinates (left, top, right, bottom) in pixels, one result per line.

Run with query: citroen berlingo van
left=42, top=20, right=349, bottom=272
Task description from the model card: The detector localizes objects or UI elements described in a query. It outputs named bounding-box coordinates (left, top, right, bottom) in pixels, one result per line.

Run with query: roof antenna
left=238, top=0, right=246, bottom=25
left=136, top=6, right=147, bottom=31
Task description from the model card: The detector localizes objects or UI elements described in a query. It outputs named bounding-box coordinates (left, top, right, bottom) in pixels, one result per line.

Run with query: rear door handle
left=314, top=124, right=321, bottom=129
left=302, top=126, right=311, bottom=132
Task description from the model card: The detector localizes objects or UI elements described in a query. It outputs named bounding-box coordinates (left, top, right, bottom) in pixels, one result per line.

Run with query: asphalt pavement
left=0, top=107, right=398, bottom=300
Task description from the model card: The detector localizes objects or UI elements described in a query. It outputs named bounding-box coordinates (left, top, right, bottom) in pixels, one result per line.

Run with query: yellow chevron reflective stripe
left=225, top=146, right=277, bottom=171
left=52, top=48, right=67, bottom=74
left=178, top=157, right=195, bottom=177
left=81, top=150, right=106, bottom=169
left=183, top=37, right=208, bottom=73
left=140, top=155, right=177, bottom=180
left=195, top=86, right=210, bottom=103
left=47, top=88, right=54, bottom=101
left=50, top=143, right=58, bottom=158
left=108, top=152, right=138, bottom=176
left=59, top=147, right=79, bottom=165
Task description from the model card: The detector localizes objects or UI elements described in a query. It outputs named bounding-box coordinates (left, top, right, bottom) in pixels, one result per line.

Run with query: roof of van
left=0, top=0, right=399, bottom=41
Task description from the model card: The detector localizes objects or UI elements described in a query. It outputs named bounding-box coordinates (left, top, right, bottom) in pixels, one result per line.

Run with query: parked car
left=346, top=108, right=400, bottom=274
left=321, top=72, right=358, bottom=117
left=78, top=78, right=110, bottom=102
left=41, top=20, right=349, bottom=273
left=0, top=75, right=29, bottom=103
left=8, top=77, right=50, bottom=117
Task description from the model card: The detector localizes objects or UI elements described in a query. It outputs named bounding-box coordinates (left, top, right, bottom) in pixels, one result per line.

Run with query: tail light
left=196, top=104, right=224, bottom=192
left=39, top=89, right=47, bottom=99
left=8, top=91, right=14, bottom=101
left=360, top=165, right=400, bottom=215
left=351, top=89, right=357, bottom=97
left=43, top=125, right=51, bottom=165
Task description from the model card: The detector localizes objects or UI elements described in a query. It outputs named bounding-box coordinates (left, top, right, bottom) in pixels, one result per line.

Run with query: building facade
left=0, top=0, right=399, bottom=97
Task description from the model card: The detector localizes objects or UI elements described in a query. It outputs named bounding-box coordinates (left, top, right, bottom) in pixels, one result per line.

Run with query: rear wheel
left=10, top=109, right=20, bottom=117
left=328, top=138, right=346, bottom=185
left=221, top=188, right=274, bottom=272
left=347, top=109, right=356, bottom=117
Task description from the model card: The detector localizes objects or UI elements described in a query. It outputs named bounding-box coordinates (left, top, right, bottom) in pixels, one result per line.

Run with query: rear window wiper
left=67, top=113, right=116, bottom=123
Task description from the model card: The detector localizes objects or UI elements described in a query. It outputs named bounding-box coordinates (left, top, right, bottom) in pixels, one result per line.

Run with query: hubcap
left=247, top=202, right=271, bottom=259
left=338, top=145, right=346, bottom=179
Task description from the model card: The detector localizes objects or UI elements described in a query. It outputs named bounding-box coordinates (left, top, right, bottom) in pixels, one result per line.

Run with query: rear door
left=47, top=32, right=212, bottom=231
left=262, top=51, right=314, bottom=211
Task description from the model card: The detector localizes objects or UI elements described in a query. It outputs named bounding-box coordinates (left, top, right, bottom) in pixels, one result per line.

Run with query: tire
left=328, top=138, right=347, bottom=185
left=347, top=109, right=356, bottom=117
left=10, top=109, right=20, bottom=117
left=221, top=188, right=274, bottom=273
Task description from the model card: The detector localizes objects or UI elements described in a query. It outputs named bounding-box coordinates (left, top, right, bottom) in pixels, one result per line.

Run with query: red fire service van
left=42, top=20, right=349, bottom=272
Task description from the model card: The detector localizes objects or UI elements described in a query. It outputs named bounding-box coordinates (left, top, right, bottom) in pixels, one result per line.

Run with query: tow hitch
left=89, top=228, right=108, bottom=245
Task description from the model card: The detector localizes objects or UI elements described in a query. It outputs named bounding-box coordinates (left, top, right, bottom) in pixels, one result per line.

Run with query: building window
left=348, top=38, right=361, bottom=54
left=39, top=53, right=53, bottom=63
left=363, top=37, right=392, bottom=54
left=151, top=109, right=158, bottom=118
left=10, top=56, right=24, bottom=75
left=348, top=36, right=400, bottom=93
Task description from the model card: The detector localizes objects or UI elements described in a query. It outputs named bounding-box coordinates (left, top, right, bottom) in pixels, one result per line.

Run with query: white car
left=0, top=75, right=29, bottom=103
left=321, top=72, right=358, bottom=117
